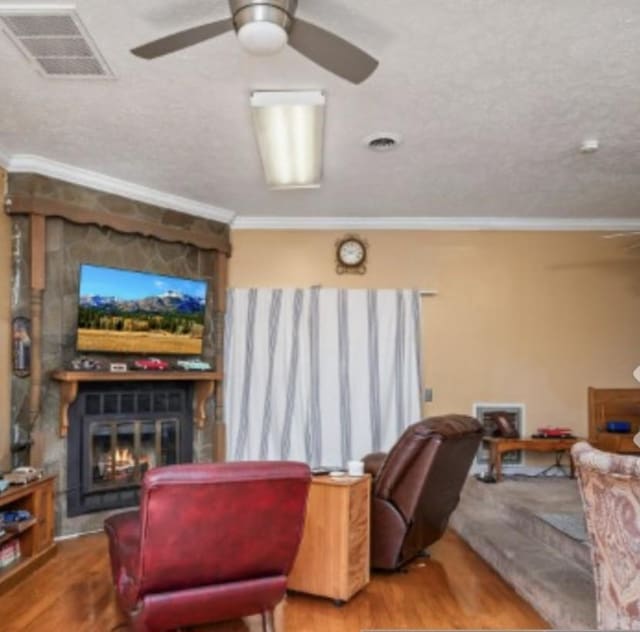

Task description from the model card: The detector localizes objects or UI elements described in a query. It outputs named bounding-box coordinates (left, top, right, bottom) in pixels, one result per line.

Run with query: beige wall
left=230, top=230, right=640, bottom=439
left=0, top=170, right=10, bottom=470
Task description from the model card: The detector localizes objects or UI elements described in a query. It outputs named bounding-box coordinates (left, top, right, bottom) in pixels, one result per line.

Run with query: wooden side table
left=288, top=474, right=370, bottom=604
left=483, top=437, right=579, bottom=482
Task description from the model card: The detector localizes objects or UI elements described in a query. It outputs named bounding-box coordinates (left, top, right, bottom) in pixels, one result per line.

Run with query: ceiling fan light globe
left=237, top=22, right=288, bottom=56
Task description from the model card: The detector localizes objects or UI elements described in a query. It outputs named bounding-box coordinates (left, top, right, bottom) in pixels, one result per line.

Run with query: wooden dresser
left=0, top=475, right=57, bottom=594
left=288, top=474, right=370, bottom=604
left=588, top=387, right=640, bottom=454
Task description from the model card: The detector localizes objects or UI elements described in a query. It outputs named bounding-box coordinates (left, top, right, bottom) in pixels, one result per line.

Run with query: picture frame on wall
left=12, top=316, right=31, bottom=378
left=473, top=402, right=526, bottom=466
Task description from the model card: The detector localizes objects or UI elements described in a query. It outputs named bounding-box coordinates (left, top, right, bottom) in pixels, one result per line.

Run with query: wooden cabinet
left=288, top=475, right=370, bottom=604
left=588, top=387, right=640, bottom=454
left=594, top=432, right=640, bottom=454
left=0, top=476, right=57, bottom=594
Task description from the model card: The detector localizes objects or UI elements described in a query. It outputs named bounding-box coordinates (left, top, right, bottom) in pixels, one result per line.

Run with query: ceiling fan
left=131, top=0, right=379, bottom=84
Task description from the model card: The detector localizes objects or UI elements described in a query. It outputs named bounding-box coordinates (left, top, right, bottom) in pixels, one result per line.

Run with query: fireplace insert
left=67, top=382, right=193, bottom=516
left=86, top=417, right=180, bottom=493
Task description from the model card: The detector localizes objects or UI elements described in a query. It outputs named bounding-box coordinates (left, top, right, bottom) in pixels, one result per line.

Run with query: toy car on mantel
left=176, top=359, right=211, bottom=371
left=133, top=357, right=170, bottom=371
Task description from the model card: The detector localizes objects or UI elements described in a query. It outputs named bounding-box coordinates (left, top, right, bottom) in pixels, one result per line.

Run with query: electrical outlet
left=423, top=388, right=433, bottom=402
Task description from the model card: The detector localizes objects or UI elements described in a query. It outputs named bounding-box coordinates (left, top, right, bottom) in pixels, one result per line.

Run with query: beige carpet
left=450, top=475, right=596, bottom=630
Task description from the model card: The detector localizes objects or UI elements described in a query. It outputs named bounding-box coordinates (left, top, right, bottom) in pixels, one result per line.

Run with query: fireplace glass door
left=87, top=418, right=180, bottom=493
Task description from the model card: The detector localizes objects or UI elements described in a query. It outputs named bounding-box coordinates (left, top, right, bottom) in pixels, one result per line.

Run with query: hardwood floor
left=0, top=530, right=548, bottom=631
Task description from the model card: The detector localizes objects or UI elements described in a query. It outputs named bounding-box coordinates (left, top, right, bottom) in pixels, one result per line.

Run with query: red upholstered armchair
left=104, top=461, right=310, bottom=632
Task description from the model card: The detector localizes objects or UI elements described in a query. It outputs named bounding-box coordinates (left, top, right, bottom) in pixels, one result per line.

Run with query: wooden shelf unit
left=51, top=370, right=221, bottom=437
left=588, top=387, right=640, bottom=454
left=0, top=476, right=56, bottom=594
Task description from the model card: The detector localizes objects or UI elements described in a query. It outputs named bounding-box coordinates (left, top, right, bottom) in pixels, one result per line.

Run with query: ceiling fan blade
left=131, top=18, right=233, bottom=59
left=288, top=18, right=378, bottom=84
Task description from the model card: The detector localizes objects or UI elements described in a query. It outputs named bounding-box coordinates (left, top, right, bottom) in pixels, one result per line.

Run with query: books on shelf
left=0, top=539, right=21, bottom=568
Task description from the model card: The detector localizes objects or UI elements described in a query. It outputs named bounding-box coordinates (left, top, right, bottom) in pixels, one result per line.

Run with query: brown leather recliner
left=363, top=414, right=483, bottom=570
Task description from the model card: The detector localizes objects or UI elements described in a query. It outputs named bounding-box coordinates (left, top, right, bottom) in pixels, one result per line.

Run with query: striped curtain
left=225, top=289, right=422, bottom=467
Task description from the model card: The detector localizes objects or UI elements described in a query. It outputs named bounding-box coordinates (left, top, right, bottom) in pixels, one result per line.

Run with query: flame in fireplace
left=98, top=447, right=153, bottom=481
left=115, top=447, right=133, bottom=468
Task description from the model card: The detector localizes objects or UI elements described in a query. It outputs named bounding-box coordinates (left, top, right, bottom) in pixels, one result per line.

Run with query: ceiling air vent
left=363, top=132, right=402, bottom=152
left=0, top=8, right=113, bottom=78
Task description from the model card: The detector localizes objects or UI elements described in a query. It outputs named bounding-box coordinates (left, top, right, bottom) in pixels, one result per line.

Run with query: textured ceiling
left=1, top=0, right=640, bottom=224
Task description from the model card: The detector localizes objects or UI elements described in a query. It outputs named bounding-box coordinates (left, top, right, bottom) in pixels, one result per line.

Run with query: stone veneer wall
left=8, top=174, right=229, bottom=536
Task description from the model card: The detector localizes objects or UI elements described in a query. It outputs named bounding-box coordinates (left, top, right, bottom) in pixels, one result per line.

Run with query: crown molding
left=7, top=154, right=235, bottom=224
left=4, top=153, right=640, bottom=232
left=231, top=215, right=640, bottom=231
left=0, top=3, right=76, bottom=11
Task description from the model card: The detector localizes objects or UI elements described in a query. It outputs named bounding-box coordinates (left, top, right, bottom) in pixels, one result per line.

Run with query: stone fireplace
left=7, top=174, right=230, bottom=536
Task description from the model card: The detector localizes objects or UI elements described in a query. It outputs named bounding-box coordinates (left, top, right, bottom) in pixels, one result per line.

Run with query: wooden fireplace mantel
left=51, top=370, right=221, bottom=437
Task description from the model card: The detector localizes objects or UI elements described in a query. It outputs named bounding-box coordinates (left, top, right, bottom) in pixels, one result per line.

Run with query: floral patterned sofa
left=572, top=441, right=640, bottom=631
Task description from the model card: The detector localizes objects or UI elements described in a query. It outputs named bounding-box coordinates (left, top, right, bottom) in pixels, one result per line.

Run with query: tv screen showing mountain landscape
left=77, top=264, right=208, bottom=355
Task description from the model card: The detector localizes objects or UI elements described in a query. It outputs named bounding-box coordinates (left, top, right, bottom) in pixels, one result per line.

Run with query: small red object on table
left=535, top=426, right=574, bottom=438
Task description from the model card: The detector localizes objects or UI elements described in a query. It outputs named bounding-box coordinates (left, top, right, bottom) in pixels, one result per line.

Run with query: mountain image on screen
left=80, top=290, right=205, bottom=315
left=76, top=265, right=208, bottom=356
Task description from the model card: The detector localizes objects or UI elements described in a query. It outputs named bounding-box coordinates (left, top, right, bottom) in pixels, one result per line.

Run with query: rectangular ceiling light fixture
left=250, top=90, right=325, bottom=189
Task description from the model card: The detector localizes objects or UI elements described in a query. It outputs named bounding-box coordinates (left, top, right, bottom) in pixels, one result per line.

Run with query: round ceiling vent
left=364, top=132, right=402, bottom=152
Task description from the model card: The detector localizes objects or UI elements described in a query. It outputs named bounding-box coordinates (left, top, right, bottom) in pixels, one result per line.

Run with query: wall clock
left=336, top=235, right=368, bottom=275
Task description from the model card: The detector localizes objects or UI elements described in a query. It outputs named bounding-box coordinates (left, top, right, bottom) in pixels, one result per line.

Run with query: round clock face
left=338, top=239, right=366, bottom=267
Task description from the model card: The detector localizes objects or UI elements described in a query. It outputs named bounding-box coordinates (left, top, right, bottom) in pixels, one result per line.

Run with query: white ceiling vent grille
left=0, top=7, right=113, bottom=78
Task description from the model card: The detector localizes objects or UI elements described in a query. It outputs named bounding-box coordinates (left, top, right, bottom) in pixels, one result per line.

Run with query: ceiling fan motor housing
left=230, top=0, right=298, bottom=33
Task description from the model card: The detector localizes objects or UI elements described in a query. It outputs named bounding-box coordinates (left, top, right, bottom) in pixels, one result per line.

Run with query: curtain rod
left=310, top=285, right=438, bottom=296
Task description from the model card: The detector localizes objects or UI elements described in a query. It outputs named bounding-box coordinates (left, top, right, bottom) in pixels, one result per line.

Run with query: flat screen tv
left=77, top=264, right=208, bottom=355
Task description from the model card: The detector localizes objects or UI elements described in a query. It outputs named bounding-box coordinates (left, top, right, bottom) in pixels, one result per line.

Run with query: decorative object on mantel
left=132, top=357, right=170, bottom=371
left=176, top=359, right=212, bottom=371
left=12, top=317, right=31, bottom=378
left=634, top=365, right=640, bottom=383
left=335, top=234, right=368, bottom=275
left=70, top=356, right=105, bottom=371
left=109, top=362, right=127, bottom=373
